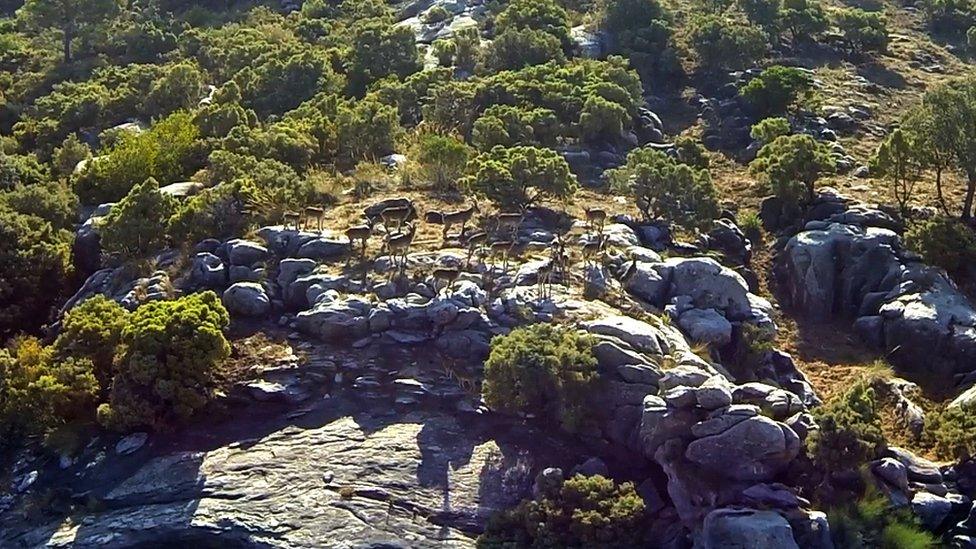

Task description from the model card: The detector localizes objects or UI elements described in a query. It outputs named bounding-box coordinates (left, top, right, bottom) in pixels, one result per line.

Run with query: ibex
left=536, top=259, right=555, bottom=300
left=489, top=240, right=515, bottom=271
left=443, top=202, right=479, bottom=238
left=380, top=206, right=412, bottom=233
left=585, top=208, right=608, bottom=234
left=383, top=222, right=417, bottom=271
left=283, top=211, right=302, bottom=230
left=304, top=206, right=326, bottom=231
left=345, top=220, right=374, bottom=257
left=492, top=212, right=523, bottom=239
left=463, top=230, right=488, bottom=266
left=581, top=234, right=604, bottom=265
left=432, top=266, right=461, bottom=295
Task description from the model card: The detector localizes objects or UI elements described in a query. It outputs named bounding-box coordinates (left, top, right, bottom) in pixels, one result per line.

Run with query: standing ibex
left=489, top=240, right=516, bottom=271
left=304, top=206, right=326, bottom=231
left=380, top=206, right=412, bottom=233
left=283, top=211, right=302, bottom=230
left=581, top=234, right=604, bottom=265
left=345, top=220, right=374, bottom=257
left=425, top=202, right=479, bottom=242
left=491, top=212, right=523, bottom=239
left=585, top=208, right=608, bottom=235
left=432, top=266, right=461, bottom=295
left=383, top=222, right=417, bottom=272
left=463, top=230, right=488, bottom=267
left=536, top=259, right=555, bottom=300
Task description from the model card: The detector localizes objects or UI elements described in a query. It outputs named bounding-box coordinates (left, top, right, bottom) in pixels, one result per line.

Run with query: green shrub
left=599, top=0, right=676, bottom=78
left=464, top=145, right=578, bottom=211
left=422, top=5, right=451, bottom=23
left=483, top=28, right=566, bottom=72
left=924, top=401, right=976, bottom=461
left=834, top=7, right=888, bottom=54
left=472, top=105, right=560, bottom=150
left=75, top=111, right=200, bottom=204
left=482, top=324, right=600, bottom=432
left=97, top=291, right=230, bottom=432
left=686, top=14, right=768, bottom=72
left=0, top=209, right=72, bottom=341
left=0, top=337, right=98, bottom=437
left=495, top=0, right=572, bottom=51
left=0, top=180, right=79, bottom=231
left=750, top=134, right=834, bottom=210
left=739, top=65, right=814, bottom=117
left=52, top=134, right=92, bottom=177
left=750, top=117, right=791, bottom=145
left=412, top=133, right=472, bottom=192
left=167, top=182, right=252, bottom=245
left=53, top=296, right=129, bottom=389
left=608, top=147, right=719, bottom=229
left=674, top=136, right=710, bottom=169
left=808, top=382, right=886, bottom=474
left=579, top=94, right=630, bottom=143
left=739, top=211, right=763, bottom=243
left=478, top=474, right=647, bottom=548
left=99, top=177, right=179, bottom=260
left=904, top=217, right=976, bottom=279
left=828, top=484, right=937, bottom=548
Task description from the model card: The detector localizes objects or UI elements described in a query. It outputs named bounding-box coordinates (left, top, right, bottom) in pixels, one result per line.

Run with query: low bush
left=924, top=401, right=976, bottom=461
left=97, top=291, right=230, bottom=432
left=53, top=296, right=130, bottom=389
left=99, top=177, right=178, bottom=261
left=477, top=474, right=647, bottom=548
left=808, top=382, right=886, bottom=474
left=482, top=324, right=600, bottom=432
left=739, top=66, right=814, bottom=117
left=904, top=217, right=976, bottom=280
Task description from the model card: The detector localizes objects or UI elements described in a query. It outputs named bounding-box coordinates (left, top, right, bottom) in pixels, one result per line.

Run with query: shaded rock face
left=639, top=370, right=807, bottom=528
left=700, top=508, right=800, bottom=549
left=2, top=343, right=585, bottom=548
left=775, top=195, right=976, bottom=389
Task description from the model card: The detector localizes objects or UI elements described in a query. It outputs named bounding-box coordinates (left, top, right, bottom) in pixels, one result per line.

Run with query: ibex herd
left=284, top=199, right=613, bottom=296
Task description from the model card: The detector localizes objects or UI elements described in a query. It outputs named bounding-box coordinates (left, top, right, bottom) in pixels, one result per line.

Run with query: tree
left=608, top=147, right=719, bottom=229
left=686, top=14, right=768, bottom=72
left=465, top=146, right=578, bottom=210
left=750, top=134, right=834, bottom=207
left=902, top=104, right=954, bottom=215
left=781, top=0, right=829, bottom=44
left=599, top=0, right=675, bottom=78
left=912, top=78, right=976, bottom=219
left=834, top=8, right=888, bottom=54
left=99, top=177, right=178, bottom=260
left=739, top=65, right=814, bottom=117
left=482, top=324, right=600, bottom=433
left=1, top=180, right=79, bottom=231
left=483, top=28, right=565, bottom=72
left=870, top=129, right=921, bottom=215
left=739, top=0, right=783, bottom=37
left=674, top=136, right=710, bottom=169
left=18, top=0, right=121, bottom=62
left=97, top=291, right=230, bottom=432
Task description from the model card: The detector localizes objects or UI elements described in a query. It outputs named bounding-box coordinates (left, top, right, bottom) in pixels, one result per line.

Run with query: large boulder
left=226, top=239, right=269, bottom=266
left=700, top=508, right=800, bottom=549
left=222, top=282, right=271, bottom=317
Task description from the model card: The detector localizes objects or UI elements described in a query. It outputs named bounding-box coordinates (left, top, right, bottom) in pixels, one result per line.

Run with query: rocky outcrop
left=774, top=192, right=976, bottom=389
